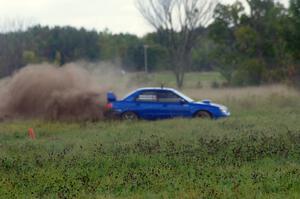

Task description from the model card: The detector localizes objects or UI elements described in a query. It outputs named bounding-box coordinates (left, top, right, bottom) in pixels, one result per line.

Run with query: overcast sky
left=0, top=0, right=289, bottom=36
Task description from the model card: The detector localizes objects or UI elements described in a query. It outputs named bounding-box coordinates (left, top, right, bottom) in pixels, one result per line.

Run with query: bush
left=231, top=59, right=267, bottom=86
left=211, top=81, right=220, bottom=88
left=22, top=51, right=39, bottom=64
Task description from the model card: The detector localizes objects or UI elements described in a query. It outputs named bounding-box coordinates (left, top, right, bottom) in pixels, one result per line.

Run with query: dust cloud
left=0, top=63, right=118, bottom=121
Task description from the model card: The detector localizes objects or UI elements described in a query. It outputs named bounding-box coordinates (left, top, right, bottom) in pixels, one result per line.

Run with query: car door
left=134, top=91, right=167, bottom=119
left=157, top=91, right=191, bottom=118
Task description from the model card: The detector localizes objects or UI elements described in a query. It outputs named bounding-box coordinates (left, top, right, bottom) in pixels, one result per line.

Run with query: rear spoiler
left=107, top=92, right=117, bottom=103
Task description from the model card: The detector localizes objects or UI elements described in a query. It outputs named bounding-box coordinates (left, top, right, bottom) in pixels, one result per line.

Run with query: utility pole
left=144, top=45, right=149, bottom=73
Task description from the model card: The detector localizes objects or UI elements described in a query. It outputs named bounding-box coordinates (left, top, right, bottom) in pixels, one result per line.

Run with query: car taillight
left=104, top=103, right=113, bottom=110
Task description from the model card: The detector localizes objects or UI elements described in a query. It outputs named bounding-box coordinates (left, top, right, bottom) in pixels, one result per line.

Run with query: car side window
left=136, top=91, right=157, bottom=102
left=158, top=91, right=183, bottom=103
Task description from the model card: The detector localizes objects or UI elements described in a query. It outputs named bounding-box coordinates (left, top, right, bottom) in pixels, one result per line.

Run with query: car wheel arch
left=121, top=111, right=140, bottom=119
left=193, top=110, right=213, bottom=119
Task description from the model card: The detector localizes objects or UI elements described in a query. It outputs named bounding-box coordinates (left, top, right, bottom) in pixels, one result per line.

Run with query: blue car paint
left=107, top=88, right=230, bottom=120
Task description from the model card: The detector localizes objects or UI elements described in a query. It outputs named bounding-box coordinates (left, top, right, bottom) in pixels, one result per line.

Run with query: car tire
left=121, top=111, right=139, bottom=121
left=194, top=111, right=212, bottom=119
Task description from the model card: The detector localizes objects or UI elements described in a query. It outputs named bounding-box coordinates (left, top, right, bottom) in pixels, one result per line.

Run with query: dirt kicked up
left=0, top=64, right=107, bottom=121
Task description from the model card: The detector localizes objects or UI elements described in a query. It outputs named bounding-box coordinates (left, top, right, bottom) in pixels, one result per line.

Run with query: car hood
left=192, top=100, right=227, bottom=109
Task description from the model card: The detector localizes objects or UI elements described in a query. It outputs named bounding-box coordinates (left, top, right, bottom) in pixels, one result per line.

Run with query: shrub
left=211, top=81, right=220, bottom=88
left=231, top=59, right=267, bottom=86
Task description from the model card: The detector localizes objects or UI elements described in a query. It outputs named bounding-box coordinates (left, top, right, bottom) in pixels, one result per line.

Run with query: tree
left=209, top=1, right=246, bottom=83
left=288, top=0, right=300, bottom=86
left=289, top=0, right=300, bottom=59
left=99, top=32, right=146, bottom=70
left=136, top=0, right=218, bottom=88
left=210, top=0, right=290, bottom=85
left=0, top=18, right=36, bottom=76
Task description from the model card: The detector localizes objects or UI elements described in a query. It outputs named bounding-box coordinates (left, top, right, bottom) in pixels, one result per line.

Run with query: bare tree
left=136, top=0, right=218, bottom=88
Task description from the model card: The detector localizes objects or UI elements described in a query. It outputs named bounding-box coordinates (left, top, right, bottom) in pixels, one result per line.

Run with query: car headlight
left=220, top=106, right=228, bottom=113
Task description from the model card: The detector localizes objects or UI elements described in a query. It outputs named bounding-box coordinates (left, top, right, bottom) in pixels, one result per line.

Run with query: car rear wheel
left=121, top=111, right=138, bottom=121
left=194, top=111, right=212, bottom=119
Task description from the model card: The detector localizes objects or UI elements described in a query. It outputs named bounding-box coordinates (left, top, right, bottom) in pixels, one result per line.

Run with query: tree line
left=209, top=0, right=300, bottom=87
left=0, top=0, right=299, bottom=88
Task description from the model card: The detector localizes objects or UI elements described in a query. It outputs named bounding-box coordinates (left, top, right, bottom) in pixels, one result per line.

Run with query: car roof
left=134, top=87, right=177, bottom=92
left=122, top=87, right=175, bottom=100
left=122, top=87, right=194, bottom=102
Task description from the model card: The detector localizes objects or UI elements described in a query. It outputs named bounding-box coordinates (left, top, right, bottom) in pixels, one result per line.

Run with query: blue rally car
left=104, top=87, right=230, bottom=120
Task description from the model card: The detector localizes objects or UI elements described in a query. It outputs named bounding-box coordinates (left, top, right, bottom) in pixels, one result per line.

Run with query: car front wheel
left=194, top=111, right=212, bottom=119
left=121, top=111, right=139, bottom=121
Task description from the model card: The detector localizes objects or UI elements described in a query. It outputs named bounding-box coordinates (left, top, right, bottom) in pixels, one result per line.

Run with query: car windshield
left=172, top=90, right=194, bottom=102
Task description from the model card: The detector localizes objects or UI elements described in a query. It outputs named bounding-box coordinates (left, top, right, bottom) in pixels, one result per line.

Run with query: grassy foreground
left=0, top=86, right=300, bottom=198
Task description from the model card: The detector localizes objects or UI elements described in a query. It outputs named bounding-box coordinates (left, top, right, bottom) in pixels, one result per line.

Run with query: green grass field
left=0, top=73, right=300, bottom=198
